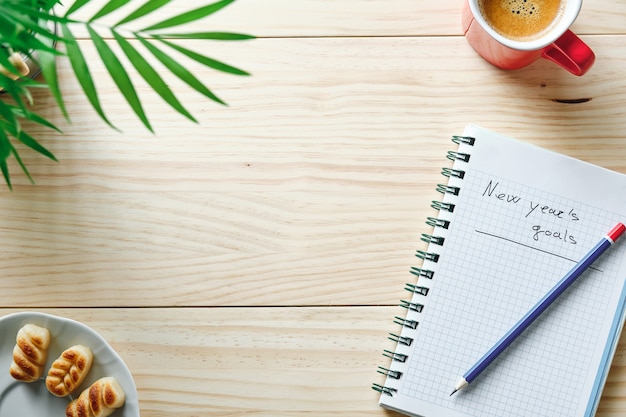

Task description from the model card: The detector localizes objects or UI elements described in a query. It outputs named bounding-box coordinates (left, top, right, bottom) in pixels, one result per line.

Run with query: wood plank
left=2, top=36, right=626, bottom=307
left=14, top=36, right=626, bottom=186
left=61, top=0, right=626, bottom=38
left=0, top=307, right=623, bottom=416
left=0, top=191, right=428, bottom=307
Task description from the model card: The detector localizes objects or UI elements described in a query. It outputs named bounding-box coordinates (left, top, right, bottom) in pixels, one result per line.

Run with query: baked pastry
left=89, top=377, right=126, bottom=417
left=66, top=377, right=126, bottom=417
left=9, top=324, right=51, bottom=382
left=65, top=388, right=94, bottom=417
left=46, top=344, right=94, bottom=396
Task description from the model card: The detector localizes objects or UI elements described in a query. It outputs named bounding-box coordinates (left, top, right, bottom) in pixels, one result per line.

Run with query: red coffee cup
left=462, top=0, right=595, bottom=76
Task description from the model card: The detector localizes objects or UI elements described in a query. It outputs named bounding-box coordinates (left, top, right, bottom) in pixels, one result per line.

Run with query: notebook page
left=380, top=125, right=626, bottom=417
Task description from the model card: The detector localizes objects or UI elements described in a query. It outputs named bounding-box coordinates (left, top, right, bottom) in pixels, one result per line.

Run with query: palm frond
left=156, top=38, right=250, bottom=76
left=64, top=0, right=92, bottom=17
left=113, top=30, right=197, bottom=123
left=90, top=0, right=133, bottom=22
left=87, top=26, right=153, bottom=132
left=0, top=0, right=253, bottom=189
left=115, top=0, right=172, bottom=27
left=136, top=35, right=226, bottom=106
left=61, top=22, right=117, bottom=130
left=141, top=0, right=235, bottom=31
left=158, top=32, right=255, bottom=40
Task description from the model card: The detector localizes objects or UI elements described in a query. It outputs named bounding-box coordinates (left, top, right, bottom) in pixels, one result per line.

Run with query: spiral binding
left=425, top=217, right=450, bottom=229
left=372, top=135, right=475, bottom=397
left=409, top=266, right=434, bottom=279
left=394, top=316, right=418, bottom=329
left=436, top=184, right=460, bottom=196
left=442, top=167, right=465, bottom=179
left=446, top=151, right=471, bottom=163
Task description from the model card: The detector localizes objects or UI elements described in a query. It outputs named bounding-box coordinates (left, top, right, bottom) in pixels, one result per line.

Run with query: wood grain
left=62, top=0, right=626, bottom=38
left=0, top=307, right=623, bottom=416
left=3, top=0, right=626, bottom=415
left=3, top=36, right=626, bottom=306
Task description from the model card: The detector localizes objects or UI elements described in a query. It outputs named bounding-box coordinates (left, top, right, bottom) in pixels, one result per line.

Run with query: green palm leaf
left=15, top=129, right=57, bottom=162
left=142, top=0, right=234, bottom=31
left=115, top=0, right=172, bottom=26
left=62, top=23, right=116, bottom=130
left=39, top=48, right=69, bottom=121
left=112, top=30, right=196, bottom=122
left=0, top=115, right=57, bottom=162
left=3, top=8, right=63, bottom=43
left=64, top=0, right=92, bottom=17
left=0, top=101, right=18, bottom=132
left=90, top=0, right=133, bottom=22
left=158, top=38, right=249, bottom=76
left=157, top=32, right=254, bottom=40
left=136, top=36, right=225, bottom=105
left=0, top=129, right=13, bottom=190
left=0, top=0, right=253, bottom=189
left=88, top=26, right=153, bottom=132
left=12, top=107, right=61, bottom=134
left=10, top=141, right=34, bottom=185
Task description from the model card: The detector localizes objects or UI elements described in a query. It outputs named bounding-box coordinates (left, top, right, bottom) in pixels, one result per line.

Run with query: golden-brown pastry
left=9, top=324, right=51, bottom=382
left=65, top=388, right=95, bottom=417
left=88, top=377, right=126, bottom=417
left=66, top=377, right=126, bottom=417
left=46, top=344, right=94, bottom=396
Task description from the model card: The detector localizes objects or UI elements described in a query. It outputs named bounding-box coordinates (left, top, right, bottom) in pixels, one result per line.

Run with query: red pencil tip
left=607, top=223, right=626, bottom=242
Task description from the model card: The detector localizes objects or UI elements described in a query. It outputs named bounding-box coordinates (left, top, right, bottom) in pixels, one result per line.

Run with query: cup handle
left=541, top=30, right=595, bottom=76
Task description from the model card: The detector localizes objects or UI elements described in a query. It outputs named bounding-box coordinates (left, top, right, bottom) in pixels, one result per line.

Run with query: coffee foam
left=509, top=0, right=538, bottom=17
left=479, top=0, right=565, bottom=42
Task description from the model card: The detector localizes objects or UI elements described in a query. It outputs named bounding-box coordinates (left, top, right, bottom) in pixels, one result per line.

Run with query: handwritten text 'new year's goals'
left=482, top=180, right=580, bottom=245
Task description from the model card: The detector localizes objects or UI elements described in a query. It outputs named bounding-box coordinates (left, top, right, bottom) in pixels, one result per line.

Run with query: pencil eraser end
left=607, top=223, right=626, bottom=242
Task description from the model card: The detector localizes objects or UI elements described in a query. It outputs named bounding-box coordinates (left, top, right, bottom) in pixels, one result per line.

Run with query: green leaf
left=112, top=30, right=196, bottom=123
left=115, top=0, right=172, bottom=27
left=142, top=0, right=235, bottom=32
left=61, top=23, right=116, bottom=130
left=158, top=32, right=255, bottom=40
left=12, top=107, right=62, bottom=134
left=10, top=142, right=34, bottom=185
left=16, top=129, right=58, bottom=162
left=0, top=117, right=57, bottom=162
left=158, top=38, right=249, bottom=76
left=9, top=4, right=76, bottom=25
left=3, top=8, right=61, bottom=42
left=0, top=101, right=19, bottom=133
left=64, top=0, right=92, bottom=17
left=88, top=26, right=153, bottom=132
left=90, top=0, right=132, bottom=22
left=38, top=43, right=69, bottom=121
left=0, top=160, right=11, bottom=190
left=16, top=31, right=60, bottom=55
left=137, top=36, right=225, bottom=105
left=0, top=126, right=12, bottom=161
left=0, top=129, right=12, bottom=190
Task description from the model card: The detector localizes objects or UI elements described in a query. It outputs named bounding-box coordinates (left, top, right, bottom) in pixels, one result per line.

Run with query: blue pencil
left=451, top=222, right=626, bottom=396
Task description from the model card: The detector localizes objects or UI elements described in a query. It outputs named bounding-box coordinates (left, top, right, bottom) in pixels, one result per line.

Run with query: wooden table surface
left=3, top=0, right=626, bottom=415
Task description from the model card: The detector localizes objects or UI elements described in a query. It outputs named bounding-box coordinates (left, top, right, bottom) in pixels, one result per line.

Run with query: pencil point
left=450, top=389, right=458, bottom=396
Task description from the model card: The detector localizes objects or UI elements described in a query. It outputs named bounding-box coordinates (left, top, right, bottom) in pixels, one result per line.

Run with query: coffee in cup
left=477, top=0, right=564, bottom=41
left=462, top=0, right=595, bottom=75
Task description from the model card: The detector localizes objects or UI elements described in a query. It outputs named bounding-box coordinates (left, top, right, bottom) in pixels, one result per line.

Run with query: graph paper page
left=380, top=125, right=626, bottom=417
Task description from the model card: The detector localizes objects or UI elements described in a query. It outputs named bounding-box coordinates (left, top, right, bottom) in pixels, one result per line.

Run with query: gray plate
left=0, top=312, right=139, bottom=417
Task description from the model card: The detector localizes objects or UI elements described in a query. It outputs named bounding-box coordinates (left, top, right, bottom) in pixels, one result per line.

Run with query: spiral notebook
left=374, top=125, right=626, bottom=417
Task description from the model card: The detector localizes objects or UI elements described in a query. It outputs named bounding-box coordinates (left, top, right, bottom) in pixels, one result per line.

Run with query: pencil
left=451, top=222, right=626, bottom=396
